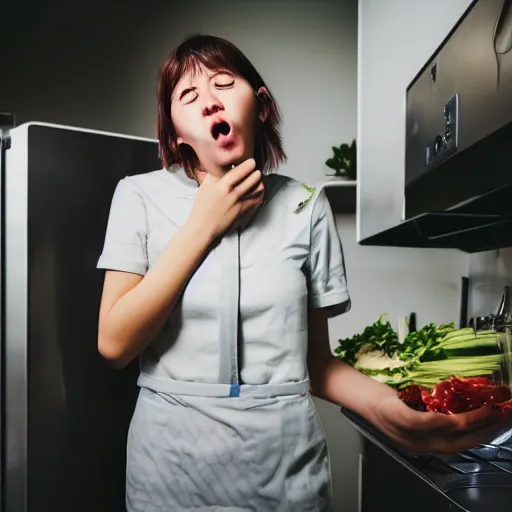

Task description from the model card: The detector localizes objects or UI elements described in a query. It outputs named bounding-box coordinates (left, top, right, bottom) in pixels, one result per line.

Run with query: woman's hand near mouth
left=188, top=158, right=264, bottom=240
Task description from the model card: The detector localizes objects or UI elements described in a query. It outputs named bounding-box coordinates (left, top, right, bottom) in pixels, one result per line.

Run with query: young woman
left=97, top=34, right=511, bottom=511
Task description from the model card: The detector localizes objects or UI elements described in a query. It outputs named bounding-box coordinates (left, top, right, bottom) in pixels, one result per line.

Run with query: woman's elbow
left=97, top=333, right=131, bottom=370
left=307, top=358, right=330, bottom=395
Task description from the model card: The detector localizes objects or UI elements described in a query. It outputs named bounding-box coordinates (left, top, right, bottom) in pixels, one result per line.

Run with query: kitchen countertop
left=340, top=409, right=512, bottom=512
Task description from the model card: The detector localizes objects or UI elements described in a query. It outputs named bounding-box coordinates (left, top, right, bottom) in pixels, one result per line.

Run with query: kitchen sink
left=441, top=473, right=512, bottom=512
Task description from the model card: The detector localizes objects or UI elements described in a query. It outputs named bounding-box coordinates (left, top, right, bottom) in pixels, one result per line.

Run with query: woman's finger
left=439, top=415, right=512, bottom=454
left=240, top=189, right=265, bottom=212
left=239, top=180, right=264, bottom=200
left=448, top=404, right=510, bottom=433
left=201, top=172, right=218, bottom=187
left=224, top=159, right=257, bottom=187
left=234, top=170, right=262, bottom=198
left=396, top=400, right=505, bottom=437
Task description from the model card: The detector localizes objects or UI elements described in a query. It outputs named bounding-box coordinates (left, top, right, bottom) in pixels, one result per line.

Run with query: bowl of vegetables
left=335, top=315, right=512, bottom=415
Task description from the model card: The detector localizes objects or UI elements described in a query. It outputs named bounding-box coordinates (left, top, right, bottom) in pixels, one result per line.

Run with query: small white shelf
left=321, top=176, right=357, bottom=186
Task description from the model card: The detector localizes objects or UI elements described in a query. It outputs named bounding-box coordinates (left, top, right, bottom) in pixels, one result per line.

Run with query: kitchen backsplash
left=469, top=249, right=512, bottom=319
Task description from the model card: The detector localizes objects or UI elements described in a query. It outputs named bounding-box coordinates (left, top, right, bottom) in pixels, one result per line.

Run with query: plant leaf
left=326, top=157, right=340, bottom=170
left=339, top=144, right=350, bottom=160
left=346, top=166, right=357, bottom=180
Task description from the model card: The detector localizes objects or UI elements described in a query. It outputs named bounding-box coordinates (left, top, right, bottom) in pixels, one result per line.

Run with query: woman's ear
left=256, top=87, right=270, bottom=123
left=177, top=136, right=184, bottom=145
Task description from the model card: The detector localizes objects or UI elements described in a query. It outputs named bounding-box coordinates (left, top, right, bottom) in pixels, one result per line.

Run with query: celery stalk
left=387, top=353, right=502, bottom=389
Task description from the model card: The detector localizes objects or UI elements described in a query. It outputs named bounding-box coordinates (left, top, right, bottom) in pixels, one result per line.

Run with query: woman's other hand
left=372, top=393, right=512, bottom=454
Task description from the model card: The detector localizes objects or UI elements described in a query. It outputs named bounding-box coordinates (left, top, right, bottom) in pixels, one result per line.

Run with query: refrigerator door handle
left=1, top=112, right=17, bottom=512
left=0, top=112, right=16, bottom=512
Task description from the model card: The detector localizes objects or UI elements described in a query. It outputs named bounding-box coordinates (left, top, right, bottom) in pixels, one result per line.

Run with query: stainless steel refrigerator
left=1, top=121, right=161, bottom=511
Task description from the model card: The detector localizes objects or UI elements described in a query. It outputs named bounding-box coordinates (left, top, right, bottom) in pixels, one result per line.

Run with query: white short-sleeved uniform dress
left=97, top=166, right=351, bottom=512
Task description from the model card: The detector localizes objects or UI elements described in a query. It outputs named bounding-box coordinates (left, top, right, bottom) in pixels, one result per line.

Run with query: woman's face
left=170, top=65, right=267, bottom=179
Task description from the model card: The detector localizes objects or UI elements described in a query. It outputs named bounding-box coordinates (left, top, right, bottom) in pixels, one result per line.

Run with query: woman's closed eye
left=215, top=80, right=234, bottom=88
left=180, top=80, right=235, bottom=104
left=213, top=72, right=235, bottom=88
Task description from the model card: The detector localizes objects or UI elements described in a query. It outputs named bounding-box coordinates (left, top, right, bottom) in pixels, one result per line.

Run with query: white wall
left=349, top=4, right=480, bottom=506
left=357, top=0, right=473, bottom=241
left=469, top=249, right=512, bottom=318
left=355, top=0, right=512, bottom=382
left=1, top=1, right=362, bottom=510
left=1, top=0, right=357, bottom=186
left=355, top=0, right=512, bottom=356
left=354, top=0, right=472, bottom=340
left=332, top=218, right=468, bottom=338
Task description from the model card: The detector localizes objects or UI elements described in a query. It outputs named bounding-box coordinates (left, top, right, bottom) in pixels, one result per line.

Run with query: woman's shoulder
left=121, top=168, right=169, bottom=188
left=115, top=168, right=196, bottom=202
left=263, top=173, right=322, bottom=217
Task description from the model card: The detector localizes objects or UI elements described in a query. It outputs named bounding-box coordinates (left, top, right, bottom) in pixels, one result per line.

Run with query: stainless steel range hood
left=361, top=0, right=512, bottom=253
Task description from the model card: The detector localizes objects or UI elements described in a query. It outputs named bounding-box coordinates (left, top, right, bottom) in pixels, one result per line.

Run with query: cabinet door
left=360, top=440, right=458, bottom=512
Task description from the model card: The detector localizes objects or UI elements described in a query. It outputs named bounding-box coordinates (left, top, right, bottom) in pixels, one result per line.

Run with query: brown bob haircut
left=156, top=34, right=287, bottom=178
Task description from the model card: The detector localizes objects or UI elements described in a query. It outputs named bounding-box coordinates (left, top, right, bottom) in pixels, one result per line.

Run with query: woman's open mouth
left=210, top=120, right=231, bottom=140
left=210, top=120, right=237, bottom=149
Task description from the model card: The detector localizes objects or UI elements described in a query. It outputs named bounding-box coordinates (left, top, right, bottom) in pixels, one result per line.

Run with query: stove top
left=408, top=437, right=512, bottom=511
left=412, top=443, right=512, bottom=477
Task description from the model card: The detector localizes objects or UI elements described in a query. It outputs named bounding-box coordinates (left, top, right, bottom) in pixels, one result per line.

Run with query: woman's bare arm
left=307, top=307, right=512, bottom=454
left=98, top=159, right=264, bottom=369
left=98, top=221, right=213, bottom=369
left=306, top=307, right=396, bottom=421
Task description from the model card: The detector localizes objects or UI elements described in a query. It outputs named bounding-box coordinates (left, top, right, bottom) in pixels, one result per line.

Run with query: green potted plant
left=325, top=139, right=357, bottom=180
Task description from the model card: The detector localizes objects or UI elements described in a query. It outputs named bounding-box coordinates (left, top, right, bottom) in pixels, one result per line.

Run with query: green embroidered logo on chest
left=294, top=184, right=316, bottom=213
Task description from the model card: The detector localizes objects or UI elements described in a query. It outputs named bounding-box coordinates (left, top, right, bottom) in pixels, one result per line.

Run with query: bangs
left=179, top=52, right=237, bottom=80
left=170, top=36, right=261, bottom=95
